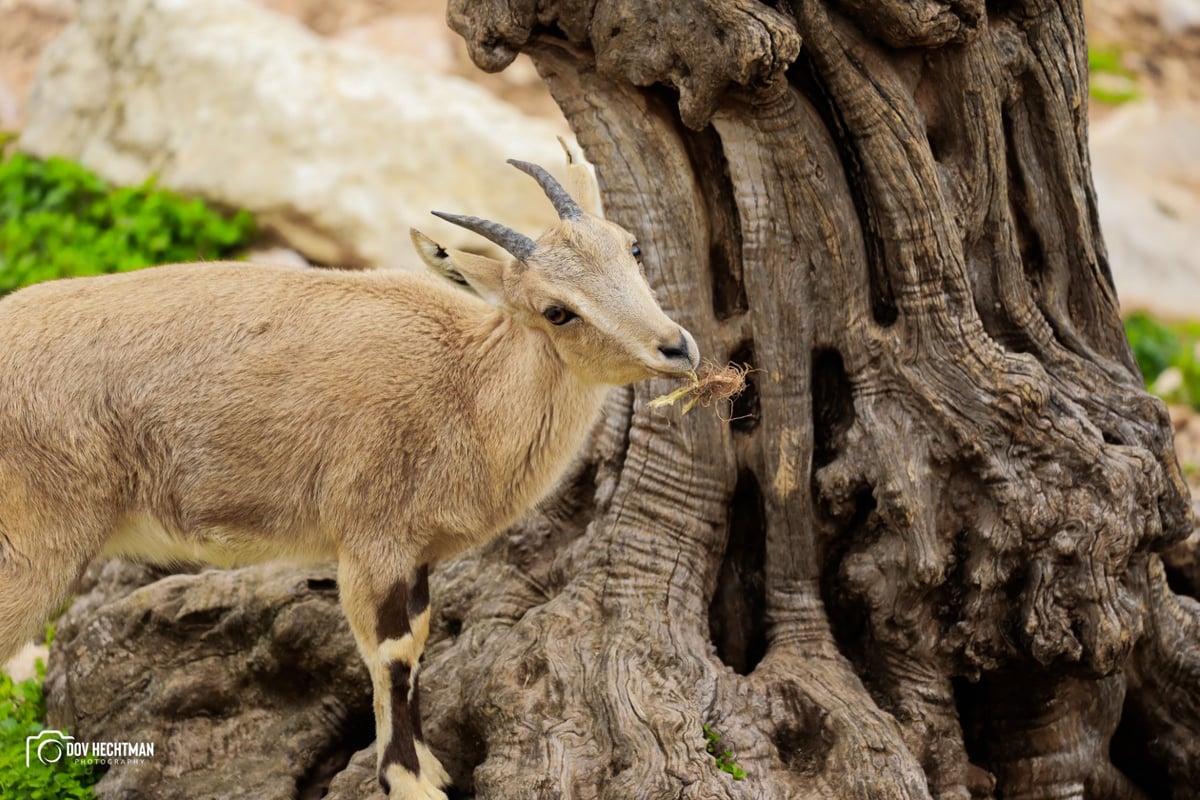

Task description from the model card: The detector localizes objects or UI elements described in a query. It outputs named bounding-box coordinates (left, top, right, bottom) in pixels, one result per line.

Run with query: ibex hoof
left=416, top=741, right=452, bottom=789
left=381, top=764, right=448, bottom=800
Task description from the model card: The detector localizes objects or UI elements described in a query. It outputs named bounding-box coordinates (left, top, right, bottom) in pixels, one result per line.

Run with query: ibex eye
left=542, top=306, right=577, bottom=326
left=631, top=243, right=642, bottom=261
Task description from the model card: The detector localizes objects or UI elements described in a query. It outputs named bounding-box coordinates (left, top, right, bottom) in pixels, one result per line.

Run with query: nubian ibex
left=0, top=154, right=698, bottom=800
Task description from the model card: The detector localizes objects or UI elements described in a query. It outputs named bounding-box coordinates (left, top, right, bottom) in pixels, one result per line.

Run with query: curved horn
left=507, top=159, right=583, bottom=220
left=431, top=211, right=536, bottom=261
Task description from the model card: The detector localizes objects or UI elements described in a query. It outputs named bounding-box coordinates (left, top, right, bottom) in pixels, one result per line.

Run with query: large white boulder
left=18, top=0, right=572, bottom=269
left=1091, top=101, right=1200, bottom=319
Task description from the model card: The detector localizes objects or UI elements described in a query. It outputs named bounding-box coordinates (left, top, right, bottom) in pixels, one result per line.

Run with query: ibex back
left=0, top=156, right=698, bottom=800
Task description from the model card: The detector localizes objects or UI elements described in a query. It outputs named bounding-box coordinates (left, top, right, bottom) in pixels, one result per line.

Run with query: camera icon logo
left=26, top=729, right=75, bottom=767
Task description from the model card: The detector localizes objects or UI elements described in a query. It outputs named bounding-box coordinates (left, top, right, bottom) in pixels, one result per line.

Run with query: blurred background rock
left=3, top=0, right=1196, bottom=313
left=1085, top=0, right=1200, bottom=320
left=2, top=0, right=575, bottom=269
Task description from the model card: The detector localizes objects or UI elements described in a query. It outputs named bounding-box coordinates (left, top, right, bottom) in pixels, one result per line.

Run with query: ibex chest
left=414, top=383, right=609, bottom=563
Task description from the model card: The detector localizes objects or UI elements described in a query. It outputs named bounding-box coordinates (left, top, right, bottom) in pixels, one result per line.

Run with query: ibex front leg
left=406, top=565, right=451, bottom=789
left=338, top=557, right=450, bottom=800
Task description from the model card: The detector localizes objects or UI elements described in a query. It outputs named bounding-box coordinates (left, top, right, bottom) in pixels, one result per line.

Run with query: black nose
left=658, top=334, right=691, bottom=362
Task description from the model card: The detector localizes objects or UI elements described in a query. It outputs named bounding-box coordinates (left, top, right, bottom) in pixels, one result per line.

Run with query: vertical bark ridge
left=794, top=0, right=975, bottom=315
left=712, top=84, right=822, bottom=605
left=712, top=83, right=933, bottom=798
left=1016, top=0, right=1129, bottom=360
left=590, top=387, right=636, bottom=514
left=529, top=42, right=739, bottom=601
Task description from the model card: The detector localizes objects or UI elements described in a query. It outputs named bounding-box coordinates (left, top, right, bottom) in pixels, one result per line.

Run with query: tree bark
left=407, top=1, right=1200, bottom=798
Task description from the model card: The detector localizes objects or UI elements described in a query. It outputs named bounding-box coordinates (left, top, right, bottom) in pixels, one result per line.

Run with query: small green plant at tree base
left=1124, top=311, right=1200, bottom=410
left=0, top=152, right=256, bottom=296
left=703, top=724, right=747, bottom=780
left=0, top=650, right=101, bottom=799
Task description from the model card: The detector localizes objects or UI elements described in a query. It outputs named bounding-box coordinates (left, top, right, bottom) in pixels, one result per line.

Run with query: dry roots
left=649, top=362, right=750, bottom=416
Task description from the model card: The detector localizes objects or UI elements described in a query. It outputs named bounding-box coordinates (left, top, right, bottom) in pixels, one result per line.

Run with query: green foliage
left=1088, top=45, right=1139, bottom=105
left=1124, top=312, right=1200, bottom=409
left=1125, top=311, right=1182, bottom=384
left=703, top=724, right=746, bottom=781
left=0, top=152, right=255, bottom=295
left=0, top=655, right=100, bottom=799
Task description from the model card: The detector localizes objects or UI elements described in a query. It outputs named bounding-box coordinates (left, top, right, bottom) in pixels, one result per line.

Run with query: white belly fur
left=101, top=512, right=336, bottom=568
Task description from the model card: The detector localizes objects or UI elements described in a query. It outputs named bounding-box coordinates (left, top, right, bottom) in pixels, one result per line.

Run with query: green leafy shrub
left=0, top=654, right=100, bottom=799
left=1125, top=311, right=1182, bottom=384
left=703, top=724, right=746, bottom=781
left=1088, top=45, right=1139, bottom=105
left=1124, top=312, right=1200, bottom=409
left=0, top=152, right=255, bottom=295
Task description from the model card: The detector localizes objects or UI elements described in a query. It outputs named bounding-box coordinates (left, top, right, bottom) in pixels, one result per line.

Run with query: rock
left=18, top=0, right=572, bottom=270
left=253, top=0, right=387, bottom=37
left=1090, top=101, right=1200, bottom=319
left=324, top=743, right=384, bottom=800
left=242, top=245, right=313, bottom=269
left=336, top=14, right=458, bottom=75
left=0, top=0, right=75, bottom=131
left=1160, top=0, right=1200, bottom=34
left=45, top=561, right=373, bottom=800
left=0, top=0, right=75, bottom=14
left=0, top=74, right=18, bottom=131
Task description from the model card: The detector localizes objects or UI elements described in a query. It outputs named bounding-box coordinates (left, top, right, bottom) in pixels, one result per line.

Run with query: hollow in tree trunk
left=410, top=1, right=1200, bottom=797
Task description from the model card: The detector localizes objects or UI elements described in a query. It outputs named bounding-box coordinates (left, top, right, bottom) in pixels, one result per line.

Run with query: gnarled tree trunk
left=402, top=1, right=1200, bottom=798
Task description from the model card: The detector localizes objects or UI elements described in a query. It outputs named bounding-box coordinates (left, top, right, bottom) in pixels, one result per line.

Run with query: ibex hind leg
left=0, top=522, right=94, bottom=666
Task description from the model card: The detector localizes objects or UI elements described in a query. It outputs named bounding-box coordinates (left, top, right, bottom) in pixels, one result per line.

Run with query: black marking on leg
left=376, top=579, right=410, bottom=643
left=382, top=660, right=421, bottom=775
left=380, top=774, right=391, bottom=796
left=409, top=564, right=430, bottom=619
left=411, top=671, right=424, bottom=743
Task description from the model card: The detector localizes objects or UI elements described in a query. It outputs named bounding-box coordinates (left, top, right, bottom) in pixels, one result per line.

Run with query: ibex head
left=411, top=155, right=699, bottom=386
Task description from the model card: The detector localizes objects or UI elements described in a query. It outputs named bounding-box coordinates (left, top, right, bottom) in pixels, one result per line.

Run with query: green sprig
left=703, top=724, right=747, bottom=781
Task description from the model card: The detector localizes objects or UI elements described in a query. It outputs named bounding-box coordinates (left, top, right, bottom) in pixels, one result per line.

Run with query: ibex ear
left=444, top=249, right=508, bottom=306
left=559, top=137, right=604, bottom=218
left=410, top=228, right=471, bottom=289
left=409, top=228, right=507, bottom=303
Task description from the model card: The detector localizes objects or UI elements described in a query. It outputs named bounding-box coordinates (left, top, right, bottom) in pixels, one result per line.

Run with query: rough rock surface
left=255, top=0, right=565, bottom=122
left=45, top=561, right=374, bottom=800
left=324, top=743, right=385, bottom=800
left=0, top=0, right=73, bottom=130
left=17, top=0, right=572, bottom=269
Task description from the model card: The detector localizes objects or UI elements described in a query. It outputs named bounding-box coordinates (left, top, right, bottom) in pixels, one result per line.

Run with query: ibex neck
left=475, top=312, right=609, bottom=525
